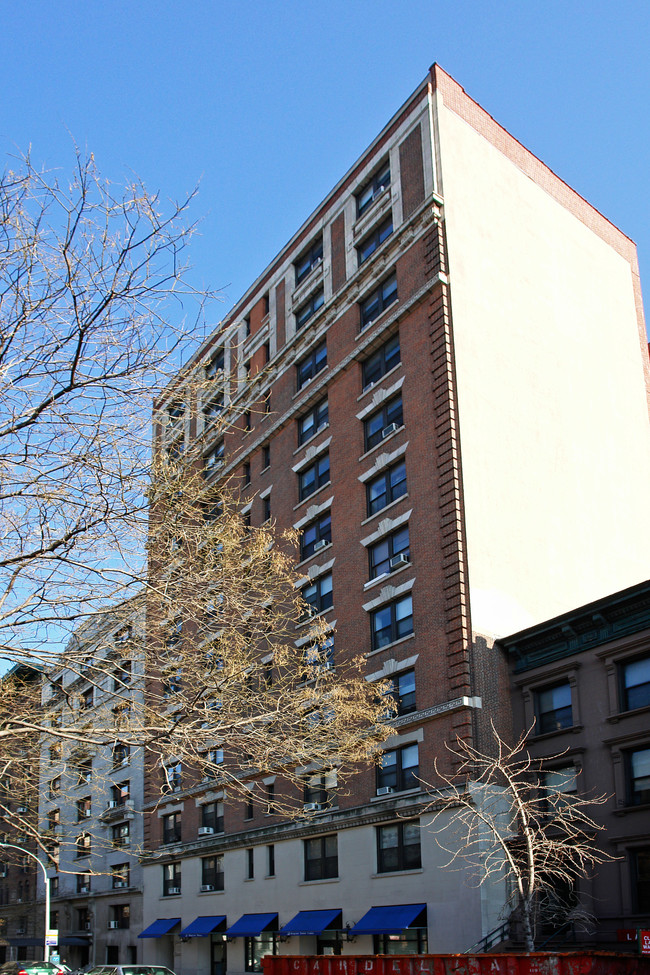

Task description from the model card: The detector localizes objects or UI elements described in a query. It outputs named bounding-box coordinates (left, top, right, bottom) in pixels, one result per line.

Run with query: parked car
left=17, top=964, right=70, bottom=975
left=86, top=968, right=176, bottom=975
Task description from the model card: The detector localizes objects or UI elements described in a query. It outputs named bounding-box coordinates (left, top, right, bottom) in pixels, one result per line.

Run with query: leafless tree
left=429, top=725, right=614, bottom=951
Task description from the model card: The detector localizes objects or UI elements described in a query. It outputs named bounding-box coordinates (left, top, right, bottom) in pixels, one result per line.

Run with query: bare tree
left=429, top=726, right=614, bottom=951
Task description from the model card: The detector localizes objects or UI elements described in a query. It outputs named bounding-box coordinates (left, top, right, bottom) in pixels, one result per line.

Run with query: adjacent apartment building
left=139, top=64, right=650, bottom=975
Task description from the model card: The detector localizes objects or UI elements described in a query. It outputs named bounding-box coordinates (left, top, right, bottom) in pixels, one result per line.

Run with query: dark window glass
left=267, top=844, right=275, bottom=876
left=163, top=862, right=181, bottom=896
left=374, top=928, right=428, bottom=955
left=299, top=454, right=330, bottom=501
left=364, top=394, right=403, bottom=451
left=304, top=771, right=337, bottom=808
left=621, top=656, right=650, bottom=711
left=628, top=747, right=650, bottom=805
left=296, top=289, right=325, bottom=330
left=362, top=334, right=401, bottom=390
left=244, top=933, right=276, bottom=973
left=263, top=444, right=271, bottom=468
left=298, top=398, right=328, bottom=444
left=204, top=393, right=224, bottom=424
left=201, top=855, right=224, bottom=891
left=370, top=594, right=413, bottom=649
left=377, top=820, right=422, bottom=872
left=204, top=441, right=225, bottom=477
left=358, top=216, right=393, bottom=265
left=297, top=342, right=327, bottom=390
left=243, top=462, right=251, bottom=486
left=111, top=863, right=130, bottom=889
left=305, top=834, right=338, bottom=880
left=111, top=821, right=130, bottom=848
left=633, top=847, right=650, bottom=912
left=301, top=512, right=332, bottom=560
left=536, top=683, right=572, bottom=734
left=247, top=847, right=254, bottom=879
left=387, top=669, right=416, bottom=716
left=202, top=800, right=224, bottom=834
left=367, top=461, right=407, bottom=516
left=162, top=812, right=182, bottom=845
left=377, top=743, right=419, bottom=793
left=357, top=162, right=390, bottom=217
left=302, top=636, right=334, bottom=680
left=206, top=348, right=225, bottom=379
left=302, top=573, right=333, bottom=616
left=369, top=526, right=410, bottom=579
left=360, top=273, right=398, bottom=330
left=295, top=238, right=324, bottom=286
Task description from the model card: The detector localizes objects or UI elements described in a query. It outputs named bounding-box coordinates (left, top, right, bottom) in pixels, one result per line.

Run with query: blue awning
left=226, top=913, right=278, bottom=937
left=181, top=916, right=227, bottom=938
left=349, top=904, right=427, bottom=935
left=279, top=909, right=342, bottom=936
left=138, top=918, right=181, bottom=939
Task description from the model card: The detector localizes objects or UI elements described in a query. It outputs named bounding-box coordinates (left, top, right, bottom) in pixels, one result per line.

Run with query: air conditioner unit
left=79, top=885, right=89, bottom=893
left=382, top=423, right=399, bottom=439
left=377, top=786, right=394, bottom=795
left=108, top=920, right=119, bottom=929
left=16, top=898, right=22, bottom=904
left=84, top=809, right=92, bottom=818
left=16, top=928, right=25, bottom=935
left=303, top=802, right=322, bottom=812
left=198, top=826, right=214, bottom=836
left=17, top=806, right=27, bottom=813
left=200, top=884, right=215, bottom=892
left=313, top=539, right=328, bottom=552
left=108, top=800, right=117, bottom=808
left=167, top=886, right=180, bottom=895
left=114, top=880, right=127, bottom=888
left=389, top=553, right=409, bottom=570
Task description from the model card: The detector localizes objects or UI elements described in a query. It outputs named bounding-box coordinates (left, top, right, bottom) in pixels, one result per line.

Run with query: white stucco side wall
left=435, top=95, right=650, bottom=636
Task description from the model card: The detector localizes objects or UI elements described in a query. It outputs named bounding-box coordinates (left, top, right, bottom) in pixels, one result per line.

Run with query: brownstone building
left=139, top=65, right=650, bottom=975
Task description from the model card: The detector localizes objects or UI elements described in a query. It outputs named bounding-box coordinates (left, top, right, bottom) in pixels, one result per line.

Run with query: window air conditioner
left=114, top=880, right=127, bottom=888
left=17, top=806, right=27, bottom=814
left=382, top=423, right=399, bottom=439
left=200, top=884, right=215, bottom=892
left=167, top=886, right=180, bottom=895
left=84, top=809, right=92, bottom=818
left=198, top=826, right=214, bottom=836
left=303, top=802, right=322, bottom=812
left=108, top=920, right=119, bottom=929
left=108, top=800, right=117, bottom=808
left=79, top=885, right=89, bottom=893
left=377, top=786, right=394, bottom=795
left=313, top=539, right=328, bottom=552
left=389, top=553, right=409, bottom=570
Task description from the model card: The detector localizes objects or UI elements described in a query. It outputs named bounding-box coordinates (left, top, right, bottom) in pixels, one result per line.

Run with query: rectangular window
left=298, top=398, right=329, bottom=445
left=540, top=766, right=577, bottom=816
left=363, top=334, right=401, bottom=390
left=369, top=525, right=410, bottom=579
left=246, top=847, right=254, bottom=879
left=202, top=800, right=224, bottom=834
left=377, top=743, right=419, bottom=793
left=75, top=798, right=90, bottom=822
left=267, top=844, right=275, bottom=876
left=112, top=742, right=129, bottom=768
left=371, top=594, right=413, bottom=650
left=162, top=812, right=182, bottom=845
left=301, top=512, right=332, bottom=560
left=201, top=855, right=224, bottom=891
left=360, top=272, right=398, bottom=330
left=295, top=238, right=324, bottom=286
left=80, top=687, right=94, bottom=710
left=633, top=847, right=650, bottom=912
left=76, top=757, right=92, bottom=785
left=111, top=863, right=130, bottom=889
left=302, top=573, right=333, bottom=616
left=627, top=747, right=650, bottom=805
left=110, top=781, right=130, bottom=806
left=621, top=656, right=650, bottom=711
left=297, top=342, right=327, bottom=390
left=263, top=496, right=271, bottom=521
left=263, top=444, right=271, bottom=469
left=303, top=636, right=334, bottom=679
left=377, top=820, right=422, bottom=872
left=386, top=669, right=416, bottom=716
left=299, top=453, right=330, bottom=501
left=304, top=771, right=337, bottom=808
left=76, top=873, right=90, bottom=894
left=204, top=393, right=224, bottom=425
left=112, top=660, right=132, bottom=690
left=373, top=930, right=428, bottom=955
left=163, top=861, right=181, bottom=896
left=535, top=682, right=572, bottom=734
left=245, top=933, right=276, bottom=973
left=204, top=441, right=225, bottom=477
left=358, top=215, right=393, bottom=265
left=164, top=762, right=182, bottom=793
left=206, top=348, right=225, bottom=379
left=304, top=834, right=338, bottom=880
left=266, top=782, right=276, bottom=814
left=110, top=904, right=130, bottom=929
left=367, top=460, right=407, bottom=517
left=296, top=289, right=324, bottom=330
left=243, top=462, right=251, bottom=486
left=364, top=394, right=403, bottom=451
left=75, top=832, right=91, bottom=859
left=245, top=795, right=254, bottom=820
left=111, top=822, right=130, bottom=848
left=49, top=808, right=61, bottom=830
left=357, top=161, right=390, bottom=217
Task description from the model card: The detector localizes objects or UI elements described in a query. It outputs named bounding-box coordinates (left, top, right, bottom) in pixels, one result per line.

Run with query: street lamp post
left=0, top=843, right=51, bottom=962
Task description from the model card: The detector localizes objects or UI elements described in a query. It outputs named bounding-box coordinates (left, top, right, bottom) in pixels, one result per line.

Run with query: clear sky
left=3, top=0, right=650, bottom=334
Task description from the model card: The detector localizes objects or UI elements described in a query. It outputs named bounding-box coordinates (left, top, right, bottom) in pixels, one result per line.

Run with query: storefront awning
left=138, top=918, right=181, bottom=939
left=349, top=904, right=427, bottom=935
left=9, top=938, right=43, bottom=947
left=226, top=913, right=277, bottom=937
left=279, top=910, right=342, bottom=936
left=180, top=916, right=227, bottom=938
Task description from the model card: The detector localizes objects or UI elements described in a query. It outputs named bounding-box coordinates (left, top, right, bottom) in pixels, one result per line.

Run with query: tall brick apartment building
left=139, top=65, right=650, bottom=974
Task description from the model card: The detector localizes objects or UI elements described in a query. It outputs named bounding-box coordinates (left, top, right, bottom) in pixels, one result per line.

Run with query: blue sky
left=3, top=0, right=650, bottom=333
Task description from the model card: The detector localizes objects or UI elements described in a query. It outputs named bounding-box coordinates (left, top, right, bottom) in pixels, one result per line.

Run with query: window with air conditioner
left=369, top=525, right=410, bottom=580
left=364, top=394, right=403, bottom=451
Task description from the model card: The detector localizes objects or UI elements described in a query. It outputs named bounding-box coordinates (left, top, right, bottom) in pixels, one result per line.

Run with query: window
left=301, top=512, right=332, bottom=560
left=165, top=617, right=182, bottom=650
left=621, top=656, right=650, bottom=711
left=264, top=341, right=271, bottom=363
left=367, top=460, right=407, bottom=517
left=77, top=906, right=89, bottom=930
left=76, top=873, right=90, bottom=894
left=243, top=462, right=251, bottom=487
left=48, top=808, right=61, bottom=830
left=267, top=844, right=275, bottom=876
left=75, top=832, right=91, bottom=859
left=371, top=594, right=413, bottom=650
left=245, top=315, right=251, bottom=337
left=163, top=862, right=181, bottom=896
left=204, top=393, right=224, bottom=425
left=357, top=161, right=390, bottom=217
left=302, top=573, right=333, bottom=616
left=244, top=410, right=252, bottom=433
left=80, top=687, right=94, bottom=710
left=303, top=636, right=334, bottom=679
left=76, top=797, right=91, bottom=822
left=76, top=757, right=92, bottom=785
left=245, top=932, right=276, bottom=973
left=363, top=334, right=401, bottom=390
left=296, top=289, right=324, bottom=330
left=535, top=682, right=572, bottom=734
left=364, top=394, right=403, bottom=451
left=377, top=742, right=419, bottom=793
left=377, top=820, right=422, bottom=872
left=358, top=216, right=393, bottom=265
left=297, top=342, right=327, bottom=390
left=246, top=847, right=254, bottom=879
left=304, top=771, right=337, bottom=808
left=304, top=833, right=338, bottom=880
left=263, top=444, right=271, bottom=469
left=112, top=660, right=132, bottom=690
left=49, top=876, right=59, bottom=896
left=206, top=348, right=225, bottom=379
left=204, top=441, right=225, bottom=476
left=263, top=496, right=271, bottom=522
left=112, top=742, right=129, bottom=768
left=627, top=747, right=650, bottom=805
left=111, top=781, right=130, bottom=807
left=202, top=800, right=224, bottom=834
left=245, top=795, right=254, bottom=821
left=162, top=812, right=182, bottom=845
left=374, top=928, right=428, bottom=955
left=360, top=272, right=398, bottom=330
left=299, top=454, right=330, bottom=501
left=369, top=525, right=410, bottom=579
left=298, top=398, right=328, bottom=445
left=266, top=782, right=276, bottom=814
left=111, top=822, right=130, bottom=848
left=111, top=863, right=130, bottom=889
left=114, top=624, right=132, bottom=646
left=110, top=904, right=130, bottom=929
left=201, top=855, right=224, bottom=891
left=295, top=238, right=323, bottom=286
left=164, top=762, right=182, bottom=792
left=386, top=669, right=416, bottom=716
left=540, top=766, right=577, bottom=816
left=201, top=746, right=224, bottom=780
left=633, top=847, right=650, bottom=912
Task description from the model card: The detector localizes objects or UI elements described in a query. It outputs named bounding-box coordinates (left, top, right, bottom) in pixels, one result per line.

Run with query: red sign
left=640, top=929, right=650, bottom=955
left=617, top=929, right=637, bottom=942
